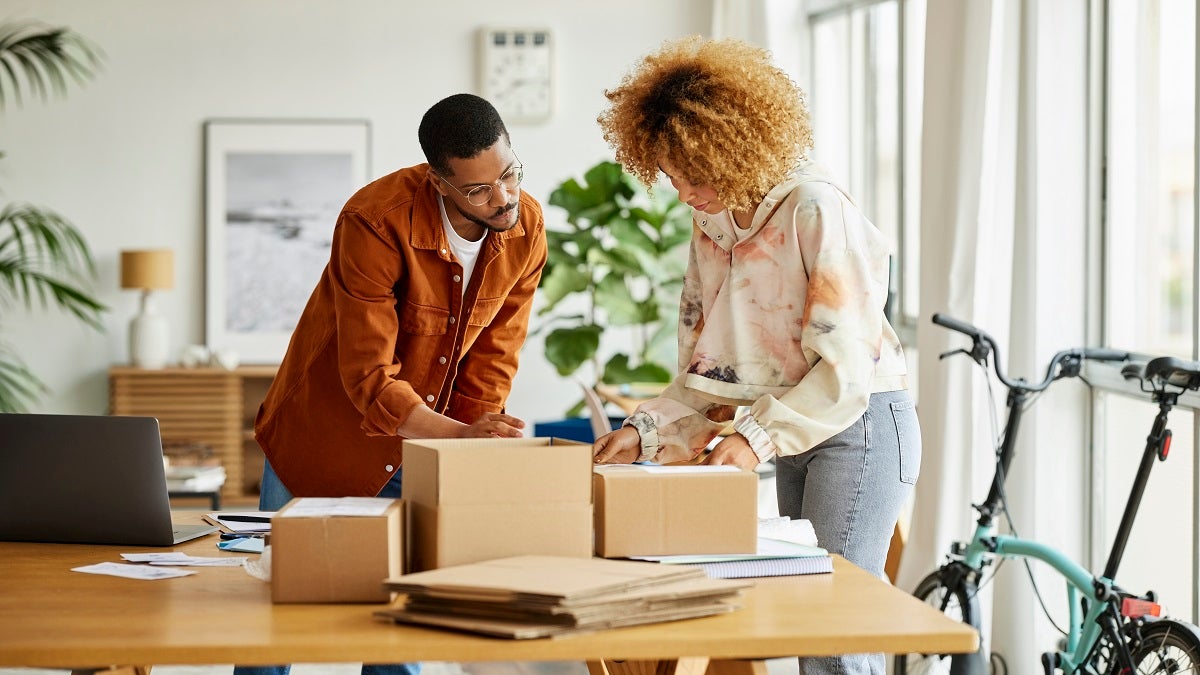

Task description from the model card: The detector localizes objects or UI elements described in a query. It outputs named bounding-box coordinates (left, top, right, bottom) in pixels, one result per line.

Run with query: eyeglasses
left=438, top=155, right=524, bottom=206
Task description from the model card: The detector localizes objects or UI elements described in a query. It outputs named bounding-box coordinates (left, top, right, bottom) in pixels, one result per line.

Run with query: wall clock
left=478, top=27, right=554, bottom=124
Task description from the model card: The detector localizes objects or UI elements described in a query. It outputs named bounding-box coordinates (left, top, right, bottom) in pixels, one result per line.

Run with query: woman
left=592, top=36, right=920, bottom=675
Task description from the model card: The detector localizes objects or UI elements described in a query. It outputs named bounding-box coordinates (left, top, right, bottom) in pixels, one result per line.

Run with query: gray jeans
left=775, top=390, right=921, bottom=675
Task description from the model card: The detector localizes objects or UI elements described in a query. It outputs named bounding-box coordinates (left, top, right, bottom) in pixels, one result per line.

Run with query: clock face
left=479, top=28, right=553, bottom=123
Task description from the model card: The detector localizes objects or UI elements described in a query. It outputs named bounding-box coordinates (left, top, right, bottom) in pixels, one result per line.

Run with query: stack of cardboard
left=376, top=555, right=750, bottom=639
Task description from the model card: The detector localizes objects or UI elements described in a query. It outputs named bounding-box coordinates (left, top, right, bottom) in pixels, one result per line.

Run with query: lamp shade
left=120, top=249, right=174, bottom=290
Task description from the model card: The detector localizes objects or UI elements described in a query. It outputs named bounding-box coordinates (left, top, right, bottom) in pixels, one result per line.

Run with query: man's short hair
left=418, top=94, right=510, bottom=176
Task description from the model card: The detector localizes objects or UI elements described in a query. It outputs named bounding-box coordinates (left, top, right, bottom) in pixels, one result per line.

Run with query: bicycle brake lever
left=938, top=348, right=968, bottom=361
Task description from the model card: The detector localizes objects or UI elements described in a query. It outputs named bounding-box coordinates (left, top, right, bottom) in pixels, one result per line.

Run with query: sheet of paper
left=121, top=552, right=190, bottom=563
left=205, top=511, right=274, bottom=533
left=72, top=562, right=196, bottom=580
left=150, top=556, right=246, bottom=567
left=277, top=497, right=394, bottom=518
left=757, top=516, right=819, bottom=547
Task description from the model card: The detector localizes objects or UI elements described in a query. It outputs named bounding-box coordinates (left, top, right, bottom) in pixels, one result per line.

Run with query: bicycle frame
left=950, top=369, right=1176, bottom=673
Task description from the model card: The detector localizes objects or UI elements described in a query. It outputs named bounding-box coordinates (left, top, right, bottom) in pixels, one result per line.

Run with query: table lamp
left=120, top=249, right=174, bottom=369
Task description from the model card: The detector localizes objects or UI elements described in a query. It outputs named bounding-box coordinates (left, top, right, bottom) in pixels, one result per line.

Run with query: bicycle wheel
left=895, top=566, right=987, bottom=674
left=1113, top=618, right=1200, bottom=674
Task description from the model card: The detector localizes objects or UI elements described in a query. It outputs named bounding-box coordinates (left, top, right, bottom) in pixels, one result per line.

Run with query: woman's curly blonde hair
left=598, top=36, right=813, bottom=212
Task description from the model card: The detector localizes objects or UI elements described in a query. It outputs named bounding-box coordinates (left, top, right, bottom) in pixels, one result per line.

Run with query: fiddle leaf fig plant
left=538, top=160, right=692, bottom=411
left=0, top=21, right=106, bottom=412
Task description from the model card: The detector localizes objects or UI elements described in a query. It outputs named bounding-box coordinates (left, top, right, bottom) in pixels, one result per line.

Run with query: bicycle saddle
left=1145, top=355, right=1200, bottom=390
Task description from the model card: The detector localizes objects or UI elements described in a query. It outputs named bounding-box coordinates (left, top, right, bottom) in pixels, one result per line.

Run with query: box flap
left=403, top=439, right=592, bottom=505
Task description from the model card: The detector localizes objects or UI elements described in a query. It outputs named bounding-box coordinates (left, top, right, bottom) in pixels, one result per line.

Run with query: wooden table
left=0, top=531, right=976, bottom=672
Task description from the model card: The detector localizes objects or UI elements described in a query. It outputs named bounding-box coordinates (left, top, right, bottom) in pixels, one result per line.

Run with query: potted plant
left=0, top=21, right=106, bottom=412
left=537, top=160, right=692, bottom=415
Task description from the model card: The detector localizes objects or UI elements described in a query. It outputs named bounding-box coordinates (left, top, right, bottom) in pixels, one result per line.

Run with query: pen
left=220, top=531, right=266, bottom=540
left=217, top=514, right=272, bottom=523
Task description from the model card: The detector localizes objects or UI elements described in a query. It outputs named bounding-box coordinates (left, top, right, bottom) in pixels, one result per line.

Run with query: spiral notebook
left=685, top=554, right=833, bottom=579
left=633, top=536, right=833, bottom=579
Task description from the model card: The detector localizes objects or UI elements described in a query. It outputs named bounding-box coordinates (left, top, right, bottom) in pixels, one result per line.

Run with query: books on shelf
left=164, top=465, right=226, bottom=492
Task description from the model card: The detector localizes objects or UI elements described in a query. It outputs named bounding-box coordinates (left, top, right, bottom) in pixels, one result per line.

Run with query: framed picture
left=204, top=118, right=371, bottom=364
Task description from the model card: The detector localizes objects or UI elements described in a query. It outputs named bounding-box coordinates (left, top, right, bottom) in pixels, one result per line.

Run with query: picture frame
left=203, top=118, right=371, bottom=364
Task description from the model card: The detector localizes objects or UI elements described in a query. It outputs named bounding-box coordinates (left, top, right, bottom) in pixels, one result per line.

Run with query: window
left=807, top=0, right=926, bottom=336
left=1094, top=0, right=1197, bottom=622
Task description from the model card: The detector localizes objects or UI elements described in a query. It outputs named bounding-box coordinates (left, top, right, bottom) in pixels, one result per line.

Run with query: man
left=234, top=93, right=546, bottom=675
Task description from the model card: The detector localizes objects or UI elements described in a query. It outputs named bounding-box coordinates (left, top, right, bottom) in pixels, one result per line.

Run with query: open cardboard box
left=401, top=437, right=593, bottom=571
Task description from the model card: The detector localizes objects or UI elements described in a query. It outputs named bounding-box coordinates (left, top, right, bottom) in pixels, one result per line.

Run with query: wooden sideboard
left=108, top=365, right=277, bottom=502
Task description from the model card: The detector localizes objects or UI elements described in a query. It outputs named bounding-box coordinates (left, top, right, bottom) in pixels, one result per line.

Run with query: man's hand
left=593, top=426, right=641, bottom=464
left=460, top=412, right=526, bottom=438
left=704, top=433, right=760, bottom=471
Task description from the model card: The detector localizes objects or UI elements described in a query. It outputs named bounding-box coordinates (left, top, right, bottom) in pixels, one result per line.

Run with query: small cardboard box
left=593, top=465, right=758, bottom=557
left=401, top=437, right=593, bottom=571
left=270, top=497, right=404, bottom=603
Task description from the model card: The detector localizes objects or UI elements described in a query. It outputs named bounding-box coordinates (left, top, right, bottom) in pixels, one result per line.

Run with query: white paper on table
left=206, top=511, right=274, bottom=533
left=72, top=562, right=196, bottom=579
left=757, top=516, right=819, bottom=547
left=121, top=552, right=191, bottom=563
left=148, top=556, right=246, bottom=567
left=277, top=497, right=394, bottom=518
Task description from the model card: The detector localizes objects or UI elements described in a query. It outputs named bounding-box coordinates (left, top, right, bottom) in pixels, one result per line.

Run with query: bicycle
left=896, top=313, right=1200, bottom=675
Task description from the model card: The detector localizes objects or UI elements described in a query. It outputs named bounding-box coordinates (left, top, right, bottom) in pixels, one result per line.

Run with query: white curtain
left=904, top=0, right=1090, bottom=666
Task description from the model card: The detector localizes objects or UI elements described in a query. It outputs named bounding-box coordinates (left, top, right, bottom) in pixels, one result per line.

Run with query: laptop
left=0, top=413, right=219, bottom=546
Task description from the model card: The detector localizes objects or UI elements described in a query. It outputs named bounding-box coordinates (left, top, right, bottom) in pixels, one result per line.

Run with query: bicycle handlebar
left=931, top=313, right=988, bottom=342
left=932, top=313, right=1130, bottom=393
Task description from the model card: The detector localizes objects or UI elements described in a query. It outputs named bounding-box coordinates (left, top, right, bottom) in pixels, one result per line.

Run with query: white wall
left=0, top=0, right=713, bottom=429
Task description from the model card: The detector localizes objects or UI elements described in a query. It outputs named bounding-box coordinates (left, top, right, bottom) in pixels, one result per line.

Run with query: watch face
left=479, top=28, right=553, bottom=123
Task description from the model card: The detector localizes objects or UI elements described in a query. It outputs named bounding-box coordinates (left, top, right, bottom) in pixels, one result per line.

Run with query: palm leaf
left=0, top=342, right=46, bottom=413
left=0, top=22, right=101, bottom=109
left=0, top=204, right=106, bottom=328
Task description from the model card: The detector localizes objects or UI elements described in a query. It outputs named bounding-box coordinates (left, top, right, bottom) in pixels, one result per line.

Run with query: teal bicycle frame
left=959, top=530, right=1127, bottom=672
left=925, top=313, right=1172, bottom=674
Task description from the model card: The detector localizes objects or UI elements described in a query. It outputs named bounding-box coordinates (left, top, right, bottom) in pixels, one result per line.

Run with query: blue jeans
left=776, top=390, right=921, bottom=675
left=232, top=460, right=419, bottom=675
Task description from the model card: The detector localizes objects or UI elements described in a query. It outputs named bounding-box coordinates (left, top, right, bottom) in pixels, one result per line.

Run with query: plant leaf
left=543, top=324, right=602, bottom=377
left=601, top=353, right=673, bottom=385
left=0, top=203, right=107, bottom=328
left=594, top=273, right=643, bottom=326
left=0, top=22, right=103, bottom=110
left=0, top=343, right=45, bottom=412
left=537, top=261, right=591, bottom=309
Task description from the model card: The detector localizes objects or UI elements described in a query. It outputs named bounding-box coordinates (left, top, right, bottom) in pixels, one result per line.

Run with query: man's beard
left=457, top=200, right=520, bottom=233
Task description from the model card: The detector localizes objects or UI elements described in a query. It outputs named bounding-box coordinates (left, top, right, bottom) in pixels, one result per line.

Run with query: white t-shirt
left=437, top=195, right=485, bottom=298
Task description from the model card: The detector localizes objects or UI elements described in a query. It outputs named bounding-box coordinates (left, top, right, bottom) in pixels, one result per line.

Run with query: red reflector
left=1122, top=598, right=1162, bottom=618
left=1162, top=433, right=1172, bottom=459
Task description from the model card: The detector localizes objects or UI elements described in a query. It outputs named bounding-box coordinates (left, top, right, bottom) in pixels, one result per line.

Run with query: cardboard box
left=270, top=497, right=404, bottom=603
left=401, top=438, right=593, bottom=571
left=593, top=465, right=758, bottom=557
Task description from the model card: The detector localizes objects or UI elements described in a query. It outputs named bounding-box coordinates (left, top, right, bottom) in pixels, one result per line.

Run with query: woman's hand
left=593, top=426, right=642, bottom=464
left=704, top=433, right=760, bottom=471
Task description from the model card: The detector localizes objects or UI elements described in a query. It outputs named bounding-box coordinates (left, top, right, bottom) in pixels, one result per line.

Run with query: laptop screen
left=0, top=413, right=212, bottom=546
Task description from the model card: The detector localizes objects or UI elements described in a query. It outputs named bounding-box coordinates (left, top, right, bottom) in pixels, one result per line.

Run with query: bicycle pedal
left=1121, top=597, right=1161, bottom=619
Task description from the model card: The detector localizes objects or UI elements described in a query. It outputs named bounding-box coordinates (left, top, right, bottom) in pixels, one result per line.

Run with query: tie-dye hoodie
left=626, top=160, right=908, bottom=463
